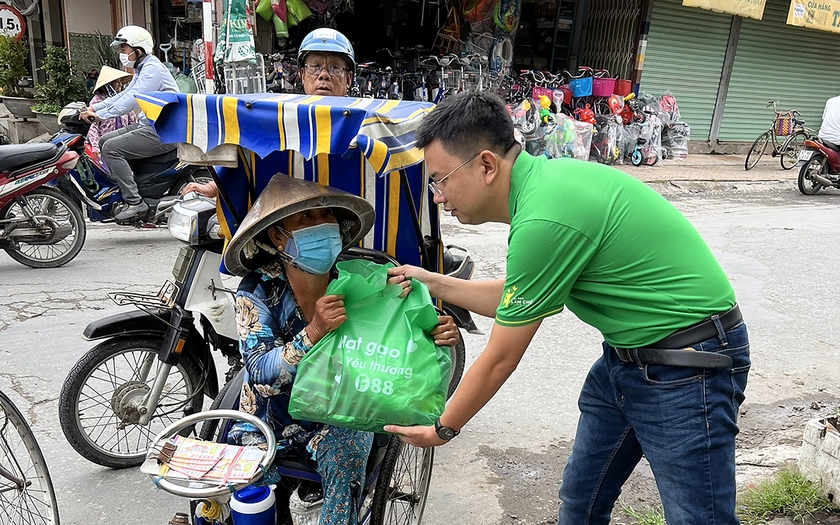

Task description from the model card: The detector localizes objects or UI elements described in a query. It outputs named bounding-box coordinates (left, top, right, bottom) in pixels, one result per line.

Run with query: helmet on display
left=111, top=25, right=154, bottom=55
left=298, top=28, right=356, bottom=71
left=58, top=102, right=91, bottom=134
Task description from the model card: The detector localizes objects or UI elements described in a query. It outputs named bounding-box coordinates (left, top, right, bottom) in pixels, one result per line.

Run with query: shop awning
left=786, top=0, right=840, bottom=33
left=682, top=0, right=767, bottom=20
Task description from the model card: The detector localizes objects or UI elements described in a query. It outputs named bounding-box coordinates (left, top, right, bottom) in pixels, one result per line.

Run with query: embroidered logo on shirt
left=503, top=286, right=517, bottom=308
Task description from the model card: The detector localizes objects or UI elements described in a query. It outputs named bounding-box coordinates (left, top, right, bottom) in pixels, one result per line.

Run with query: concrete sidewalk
left=615, top=153, right=798, bottom=188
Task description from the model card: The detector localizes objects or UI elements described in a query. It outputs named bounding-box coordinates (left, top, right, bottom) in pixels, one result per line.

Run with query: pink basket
left=531, top=86, right=554, bottom=101
left=592, top=77, right=616, bottom=97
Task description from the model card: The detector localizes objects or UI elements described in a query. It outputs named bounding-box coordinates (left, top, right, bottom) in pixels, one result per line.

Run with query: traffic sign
left=0, top=4, right=26, bottom=41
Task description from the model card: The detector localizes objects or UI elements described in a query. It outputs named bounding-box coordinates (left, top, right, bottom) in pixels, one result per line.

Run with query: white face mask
left=119, top=52, right=135, bottom=68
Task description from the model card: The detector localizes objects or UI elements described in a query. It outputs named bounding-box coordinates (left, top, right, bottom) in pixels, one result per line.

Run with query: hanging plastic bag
left=288, top=260, right=451, bottom=433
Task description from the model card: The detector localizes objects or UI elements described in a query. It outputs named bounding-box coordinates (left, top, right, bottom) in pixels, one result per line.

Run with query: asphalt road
left=1, top=185, right=839, bottom=524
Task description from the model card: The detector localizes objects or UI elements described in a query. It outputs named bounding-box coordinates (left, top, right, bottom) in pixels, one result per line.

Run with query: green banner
left=682, top=0, right=767, bottom=20
left=215, top=0, right=256, bottom=63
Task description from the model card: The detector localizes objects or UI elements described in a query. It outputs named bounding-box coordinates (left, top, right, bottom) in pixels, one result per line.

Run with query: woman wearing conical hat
left=224, top=174, right=459, bottom=524
left=86, top=66, right=137, bottom=163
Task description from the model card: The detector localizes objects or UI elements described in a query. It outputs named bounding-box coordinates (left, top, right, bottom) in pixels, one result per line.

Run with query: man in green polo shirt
left=383, top=91, right=750, bottom=525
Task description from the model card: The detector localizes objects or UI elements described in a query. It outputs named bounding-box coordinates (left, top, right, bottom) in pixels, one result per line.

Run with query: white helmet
left=111, top=25, right=154, bottom=55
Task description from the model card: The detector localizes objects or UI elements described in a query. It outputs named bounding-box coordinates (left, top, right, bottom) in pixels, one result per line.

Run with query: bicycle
left=0, top=389, right=60, bottom=524
left=745, top=101, right=815, bottom=171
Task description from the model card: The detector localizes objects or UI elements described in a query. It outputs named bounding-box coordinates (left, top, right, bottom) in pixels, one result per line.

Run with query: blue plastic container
left=230, top=485, right=276, bottom=525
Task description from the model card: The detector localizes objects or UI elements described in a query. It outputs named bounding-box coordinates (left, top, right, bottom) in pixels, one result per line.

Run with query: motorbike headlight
left=168, top=201, right=201, bottom=244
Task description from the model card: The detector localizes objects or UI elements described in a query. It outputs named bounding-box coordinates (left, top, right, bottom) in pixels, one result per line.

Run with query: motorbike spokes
left=798, top=157, right=825, bottom=195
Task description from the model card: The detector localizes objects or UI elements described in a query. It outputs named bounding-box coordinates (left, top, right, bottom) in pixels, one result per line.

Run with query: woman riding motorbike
left=223, top=174, right=459, bottom=524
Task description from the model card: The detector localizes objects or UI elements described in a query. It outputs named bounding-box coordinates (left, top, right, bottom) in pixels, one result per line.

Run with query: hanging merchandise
left=433, top=7, right=464, bottom=55
left=256, top=0, right=311, bottom=40
left=305, top=0, right=329, bottom=14
left=216, top=0, right=257, bottom=63
left=494, top=0, right=521, bottom=33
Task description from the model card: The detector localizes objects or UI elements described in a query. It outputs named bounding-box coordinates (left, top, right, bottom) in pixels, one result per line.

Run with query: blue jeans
left=558, top=322, right=750, bottom=525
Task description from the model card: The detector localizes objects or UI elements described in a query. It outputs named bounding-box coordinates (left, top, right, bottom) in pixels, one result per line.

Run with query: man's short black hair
left=416, top=90, right=515, bottom=158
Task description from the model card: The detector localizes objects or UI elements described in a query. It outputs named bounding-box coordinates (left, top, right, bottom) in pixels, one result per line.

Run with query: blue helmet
left=298, top=28, right=356, bottom=71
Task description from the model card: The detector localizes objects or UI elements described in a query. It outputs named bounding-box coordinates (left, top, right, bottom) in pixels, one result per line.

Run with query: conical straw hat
left=224, top=174, right=375, bottom=277
left=94, top=66, right=132, bottom=92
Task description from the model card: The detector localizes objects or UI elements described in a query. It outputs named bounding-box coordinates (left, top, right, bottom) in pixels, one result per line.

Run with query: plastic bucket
left=230, top=486, right=276, bottom=525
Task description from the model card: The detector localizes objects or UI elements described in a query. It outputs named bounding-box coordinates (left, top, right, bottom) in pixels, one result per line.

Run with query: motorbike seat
left=0, top=143, right=60, bottom=173
left=129, top=148, right=179, bottom=177
left=820, top=139, right=840, bottom=152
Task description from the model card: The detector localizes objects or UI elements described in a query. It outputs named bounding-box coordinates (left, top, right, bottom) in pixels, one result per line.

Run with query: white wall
left=63, top=0, right=113, bottom=34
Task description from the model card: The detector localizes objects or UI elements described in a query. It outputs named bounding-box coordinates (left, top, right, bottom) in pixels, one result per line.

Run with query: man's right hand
left=387, top=265, right=434, bottom=297
left=79, top=107, right=99, bottom=123
left=305, top=294, right=346, bottom=344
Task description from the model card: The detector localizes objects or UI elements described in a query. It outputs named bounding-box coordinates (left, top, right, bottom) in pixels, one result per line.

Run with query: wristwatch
left=434, top=418, right=460, bottom=441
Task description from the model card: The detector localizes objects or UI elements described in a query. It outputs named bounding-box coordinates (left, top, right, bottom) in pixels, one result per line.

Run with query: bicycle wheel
left=370, top=438, right=433, bottom=525
left=745, top=131, right=771, bottom=170
left=780, top=131, right=807, bottom=170
left=0, top=390, right=60, bottom=524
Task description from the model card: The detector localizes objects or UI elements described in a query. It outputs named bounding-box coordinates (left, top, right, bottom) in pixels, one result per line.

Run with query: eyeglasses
left=303, top=63, right=349, bottom=77
left=428, top=152, right=482, bottom=196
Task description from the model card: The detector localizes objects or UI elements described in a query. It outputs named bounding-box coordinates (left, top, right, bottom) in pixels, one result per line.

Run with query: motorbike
left=53, top=103, right=214, bottom=226
left=0, top=139, right=87, bottom=268
left=796, top=137, right=840, bottom=194
left=58, top=194, right=241, bottom=468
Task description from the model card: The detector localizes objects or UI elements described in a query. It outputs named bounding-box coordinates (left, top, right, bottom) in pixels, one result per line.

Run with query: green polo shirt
left=495, top=152, right=736, bottom=348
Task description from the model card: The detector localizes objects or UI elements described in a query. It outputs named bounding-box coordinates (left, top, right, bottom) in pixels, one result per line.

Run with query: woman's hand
left=430, top=315, right=459, bottom=347
left=387, top=265, right=433, bottom=298
left=305, top=294, right=346, bottom=344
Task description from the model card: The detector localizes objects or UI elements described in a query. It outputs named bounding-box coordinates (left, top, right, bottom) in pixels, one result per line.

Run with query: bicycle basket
left=592, top=70, right=615, bottom=97
left=614, top=79, right=633, bottom=97
left=569, top=76, right=592, bottom=98
left=776, top=112, right=794, bottom=136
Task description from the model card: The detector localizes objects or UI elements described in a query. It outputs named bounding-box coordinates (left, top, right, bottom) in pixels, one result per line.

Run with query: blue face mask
left=278, top=222, right=343, bottom=275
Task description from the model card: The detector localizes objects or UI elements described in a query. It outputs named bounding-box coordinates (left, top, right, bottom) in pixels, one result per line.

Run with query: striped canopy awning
left=135, top=92, right=435, bottom=176
left=135, top=92, right=442, bottom=273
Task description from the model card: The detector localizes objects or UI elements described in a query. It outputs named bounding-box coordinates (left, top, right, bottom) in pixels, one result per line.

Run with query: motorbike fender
left=82, top=309, right=220, bottom=397
left=183, top=250, right=239, bottom=341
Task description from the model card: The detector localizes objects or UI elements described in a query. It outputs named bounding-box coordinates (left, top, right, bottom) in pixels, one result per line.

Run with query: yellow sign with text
left=682, top=0, right=767, bottom=20
left=787, top=0, right=840, bottom=34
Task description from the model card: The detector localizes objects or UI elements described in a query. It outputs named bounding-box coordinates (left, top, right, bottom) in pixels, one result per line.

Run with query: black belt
left=614, top=305, right=742, bottom=369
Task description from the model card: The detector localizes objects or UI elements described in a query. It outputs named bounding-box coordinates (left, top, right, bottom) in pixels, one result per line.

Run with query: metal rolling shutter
left=639, top=0, right=730, bottom=142
left=718, top=0, right=840, bottom=142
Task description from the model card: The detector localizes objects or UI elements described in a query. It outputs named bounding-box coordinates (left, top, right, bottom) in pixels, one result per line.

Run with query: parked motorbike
left=59, top=195, right=241, bottom=468
left=53, top=103, right=214, bottom=225
left=0, top=139, right=87, bottom=268
left=797, top=137, right=840, bottom=194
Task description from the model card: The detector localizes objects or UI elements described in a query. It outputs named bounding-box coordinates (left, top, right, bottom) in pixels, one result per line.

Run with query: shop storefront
left=639, top=0, right=840, bottom=149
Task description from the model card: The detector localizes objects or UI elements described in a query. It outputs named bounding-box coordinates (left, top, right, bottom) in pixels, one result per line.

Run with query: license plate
left=798, top=150, right=814, bottom=161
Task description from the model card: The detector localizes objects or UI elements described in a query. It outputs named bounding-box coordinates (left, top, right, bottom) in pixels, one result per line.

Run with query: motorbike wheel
left=780, top=131, right=807, bottom=170
left=798, top=155, right=826, bottom=195
left=0, top=186, right=86, bottom=268
left=58, top=336, right=204, bottom=468
left=447, top=331, right=466, bottom=399
left=745, top=131, right=771, bottom=170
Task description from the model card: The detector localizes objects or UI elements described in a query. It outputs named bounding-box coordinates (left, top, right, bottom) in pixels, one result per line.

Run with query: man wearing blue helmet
left=183, top=28, right=356, bottom=198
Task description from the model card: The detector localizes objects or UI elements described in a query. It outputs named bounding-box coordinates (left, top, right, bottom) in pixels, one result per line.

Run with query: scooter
left=796, top=137, right=840, bottom=194
left=53, top=103, right=214, bottom=225
left=0, top=139, right=87, bottom=268
left=59, top=195, right=241, bottom=468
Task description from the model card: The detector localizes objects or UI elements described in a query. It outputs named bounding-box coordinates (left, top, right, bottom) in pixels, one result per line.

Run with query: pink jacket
left=86, top=92, right=139, bottom=155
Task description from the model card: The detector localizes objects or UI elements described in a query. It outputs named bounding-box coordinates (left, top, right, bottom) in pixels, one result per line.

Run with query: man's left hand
left=79, top=108, right=99, bottom=123
left=383, top=424, right=448, bottom=448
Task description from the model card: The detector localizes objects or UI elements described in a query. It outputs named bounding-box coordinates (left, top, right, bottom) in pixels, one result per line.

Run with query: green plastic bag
left=288, top=260, right=451, bottom=433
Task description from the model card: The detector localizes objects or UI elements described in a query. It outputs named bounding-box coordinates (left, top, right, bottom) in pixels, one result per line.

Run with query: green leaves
left=34, top=46, right=91, bottom=113
left=0, top=35, right=29, bottom=97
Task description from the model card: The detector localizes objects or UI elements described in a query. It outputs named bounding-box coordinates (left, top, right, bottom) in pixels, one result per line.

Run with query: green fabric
left=495, top=152, right=736, bottom=348
left=216, top=0, right=257, bottom=63
left=289, top=260, right=451, bottom=433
